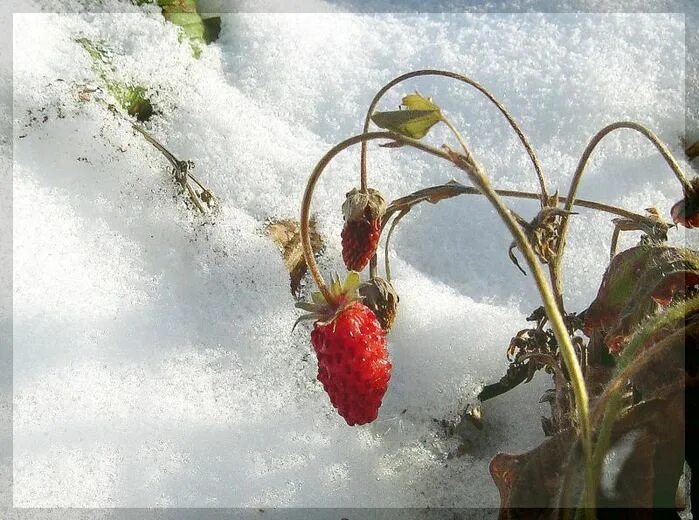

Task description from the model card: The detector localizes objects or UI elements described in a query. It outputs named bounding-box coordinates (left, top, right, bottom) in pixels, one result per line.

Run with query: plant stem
left=441, top=116, right=473, bottom=162
left=379, top=182, right=664, bottom=287
left=609, top=225, right=621, bottom=261
left=302, top=130, right=594, bottom=513
left=554, top=122, right=691, bottom=305
left=359, top=69, right=548, bottom=202
left=443, top=148, right=595, bottom=517
left=384, top=182, right=661, bottom=231
left=363, top=70, right=546, bottom=280
left=383, top=209, right=409, bottom=282
left=301, top=131, right=455, bottom=303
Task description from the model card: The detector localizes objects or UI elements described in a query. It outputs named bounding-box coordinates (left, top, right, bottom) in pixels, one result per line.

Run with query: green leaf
left=156, top=0, right=221, bottom=57
left=401, top=93, right=440, bottom=111
left=109, top=84, right=154, bottom=122
left=370, top=92, right=443, bottom=139
left=76, top=37, right=154, bottom=122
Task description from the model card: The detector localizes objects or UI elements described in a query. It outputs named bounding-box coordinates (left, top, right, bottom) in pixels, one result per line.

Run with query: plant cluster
left=295, top=69, right=699, bottom=517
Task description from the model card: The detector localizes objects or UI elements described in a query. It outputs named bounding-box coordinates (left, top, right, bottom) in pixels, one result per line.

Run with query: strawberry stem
left=307, top=130, right=599, bottom=513
left=301, top=131, right=467, bottom=304
left=441, top=145, right=596, bottom=518
left=359, top=69, right=548, bottom=203
left=440, top=115, right=473, bottom=163
left=383, top=209, right=409, bottom=282
left=379, top=181, right=666, bottom=285
left=553, top=121, right=692, bottom=310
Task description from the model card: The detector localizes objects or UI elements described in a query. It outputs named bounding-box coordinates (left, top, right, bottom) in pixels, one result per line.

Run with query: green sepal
left=343, top=271, right=361, bottom=294
left=292, top=272, right=364, bottom=331
left=311, top=291, right=326, bottom=305
left=291, top=312, right=317, bottom=332
left=295, top=302, right=318, bottom=312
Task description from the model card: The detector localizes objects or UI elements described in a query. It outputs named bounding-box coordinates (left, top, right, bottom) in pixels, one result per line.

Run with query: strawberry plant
left=294, top=69, right=697, bottom=517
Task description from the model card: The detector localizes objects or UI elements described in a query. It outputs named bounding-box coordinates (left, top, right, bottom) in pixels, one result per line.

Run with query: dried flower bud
left=342, top=188, right=386, bottom=223
left=359, top=277, right=399, bottom=332
left=670, top=177, right=699, bottom=228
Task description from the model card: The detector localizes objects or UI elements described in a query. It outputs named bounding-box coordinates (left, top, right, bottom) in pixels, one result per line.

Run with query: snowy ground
left=8, top=1, right=697, bottom=511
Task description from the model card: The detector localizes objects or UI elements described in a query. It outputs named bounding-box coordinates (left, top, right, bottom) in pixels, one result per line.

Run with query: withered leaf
left=266, top=217, right=323, bottom=297
left=584, top=244, right=699, bottom=352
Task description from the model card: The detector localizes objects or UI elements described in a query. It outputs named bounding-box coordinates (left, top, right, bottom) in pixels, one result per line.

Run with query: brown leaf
left=583, top=245, right=699, bottom=353
left=266, top=217, right=323, bottom=297
left=687, top=139, right=699, bottom=160
left=609, top=431, right=657, bottom=510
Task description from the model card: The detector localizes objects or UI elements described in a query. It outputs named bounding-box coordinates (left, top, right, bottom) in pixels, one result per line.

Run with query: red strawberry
left=296, top=273, right=391, bottom=426
left=341, top=211, right=382, bottom=271
left=312, top=301, right=390, bottom=425
left=341, top=188, right=386, bottom=271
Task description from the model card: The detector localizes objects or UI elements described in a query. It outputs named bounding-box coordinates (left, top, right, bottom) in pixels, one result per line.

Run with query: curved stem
left=554, top=122, right=692, bottom=303
left=383, top=182, right=662, bottom=232
left=441, top=116, right=472, bottom=162
left=370, top=178, right=659, bottom=285
left=442, top=148, right=594, bottom=516
left=359, top=69, right=548, bottom=202
left=303, top=131, right=593, bottom=512
left=379, top=184, right=660, bottom=289
left=383, top=209, right=409, bottom=282
left=301, top=131, right=461, bottom=303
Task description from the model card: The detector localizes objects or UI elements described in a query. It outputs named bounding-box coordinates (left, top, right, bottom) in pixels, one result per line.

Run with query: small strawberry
left=341, top=188, right=386, bottom=271
left=670, top=177, right=699, bottom=228
left=295, top=272, right=392, bottom=426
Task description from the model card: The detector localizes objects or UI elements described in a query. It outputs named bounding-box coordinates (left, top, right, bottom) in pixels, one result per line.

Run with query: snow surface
left=9, top=1, right=697, bottom=511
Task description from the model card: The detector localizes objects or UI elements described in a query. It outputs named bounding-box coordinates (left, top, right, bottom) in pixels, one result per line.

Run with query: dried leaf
left=266, top=217, right=323, bottom=297
left=584, top=244, right=699, bottom=352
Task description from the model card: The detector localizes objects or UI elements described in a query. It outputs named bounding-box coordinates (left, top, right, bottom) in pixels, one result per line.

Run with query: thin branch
left=301, top=132, right=454, bottom=302
left=382, top=181, right=663, bottom=230
left=442, top=145, right=594, bottom=516
left=383, top=209, right=409, bottom=282
left=554, top=122, right=691, bottom=305
left=359, top=69, right=548, bottom=202
left=609, top=225, right=621, bottom=261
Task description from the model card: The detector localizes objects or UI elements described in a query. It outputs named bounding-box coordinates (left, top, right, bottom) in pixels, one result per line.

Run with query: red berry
left=341, top=210, right=382, bottom=271
left=310, top=301, right=391, bottom=426
left=340, top=188, right=386, bottom=272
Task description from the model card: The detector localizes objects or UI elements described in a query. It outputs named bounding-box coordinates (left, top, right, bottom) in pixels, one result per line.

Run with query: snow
left=8, top=0, right=696, bottom=511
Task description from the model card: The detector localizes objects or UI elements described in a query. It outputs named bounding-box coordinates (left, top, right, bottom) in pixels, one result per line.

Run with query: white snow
left=9, top=1, right=695, bottom=510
